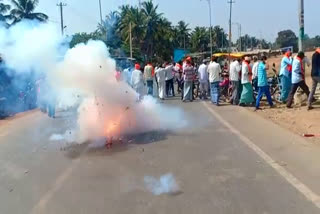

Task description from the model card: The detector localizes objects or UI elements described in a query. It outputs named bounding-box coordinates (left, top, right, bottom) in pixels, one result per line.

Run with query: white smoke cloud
left=144, top=173, right=180, bottom=195
left=0, top=20, right=187, bottom=144
left=0, top=20, right=65, bottom=73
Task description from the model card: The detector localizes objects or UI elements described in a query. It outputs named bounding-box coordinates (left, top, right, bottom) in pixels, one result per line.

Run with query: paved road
left=1, top=99, right=320, bottom=214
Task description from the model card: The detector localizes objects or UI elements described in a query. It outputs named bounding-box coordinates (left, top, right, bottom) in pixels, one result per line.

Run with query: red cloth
left=244, top=60, right=252, bottom=82
left=115, top=71, right=121, bottom=81
left=135, top=64, right=141, bottom=70
left=219, top=78, right=230, bottom=87
left=284, top=54, right=292, bottom=72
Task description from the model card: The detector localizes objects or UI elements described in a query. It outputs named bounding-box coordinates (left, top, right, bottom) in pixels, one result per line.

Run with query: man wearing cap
left=198, top=59, right=209, bottom=99
left=182, top=58, right=195, bottom=102
left=287, top=52, right=310, bottom=108
left=307, top=48, right=320, bottom=110
left=131, top=63, right=145, bottom=101
left=279, top=50, right=293, bottom=103
left=239, top=56, right=254, bottom=106
left=144, top=62, right=154, bottom=96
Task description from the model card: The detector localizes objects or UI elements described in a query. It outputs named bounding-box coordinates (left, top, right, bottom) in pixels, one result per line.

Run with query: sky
left=34, top=0, right=319, bottom=42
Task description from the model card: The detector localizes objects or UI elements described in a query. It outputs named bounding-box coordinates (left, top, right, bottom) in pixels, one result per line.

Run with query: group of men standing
left=130, top=47, right=320, bottom=111
left=279, top=48, right=320, bottom=110
left=130, top=62, right=176, bottom=101
left=223, top=55, right=274, bottom=110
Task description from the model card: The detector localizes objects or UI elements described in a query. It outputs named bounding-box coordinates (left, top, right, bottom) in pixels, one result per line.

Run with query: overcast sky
left=35, top=0, right=319, bottom=42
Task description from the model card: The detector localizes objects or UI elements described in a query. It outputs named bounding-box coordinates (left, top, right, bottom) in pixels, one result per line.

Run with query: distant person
left=272, top=63, right=277, bottom=75
left=279, top=50, right=293, bottom=103
left=229, top=58, right=241, bottom=105
left=36, top=76, right=47, bottom=113
left=286, top=52, right=310, bottom=108
left=155, top=64, right=166, bottom=100
left=251, top=56, right=259, bottom=92
left=165, top=63, right=175, bottom=97
left=256, top=55, right=274, bottom=110
left=307, top=48, right=320, bottom=110
left=182, top=59, right=195, bottom=102
left=198, top=59, right=209, bottom=99
left=175, top=62, right=183, bottom=94
left=239, top=56, right=254, bottom=106
left=144, top=62, right=154, bottom=96
left=131, top=63, right=145, bottom=101
left=208, top=56, right=221, bottom=106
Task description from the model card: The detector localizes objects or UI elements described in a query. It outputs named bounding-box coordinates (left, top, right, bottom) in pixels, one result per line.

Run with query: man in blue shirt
left=279, top=50, right=293, bottom=103
left=286, top=52, right=310, bottom=108
left=255, top=55, right=274, bottom=110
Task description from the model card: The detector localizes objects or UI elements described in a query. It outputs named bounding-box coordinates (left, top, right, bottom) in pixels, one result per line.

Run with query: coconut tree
left=141, top=0, right=162, bottom=59
left=176, top=21, right=191, bottom=49
left=10, top=0, right=48, bottom=24
left=0, top=0, right=11, bottom=23
left=117, top=5, right=146, bottom=59
left=190, top=27, right=209, bottom=52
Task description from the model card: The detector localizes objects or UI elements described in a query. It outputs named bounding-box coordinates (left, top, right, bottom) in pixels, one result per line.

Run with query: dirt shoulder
left=254, top=51, right=320, bottom=144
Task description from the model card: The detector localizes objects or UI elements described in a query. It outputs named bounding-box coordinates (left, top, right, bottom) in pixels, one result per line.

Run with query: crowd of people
left=129, top=47, right=320, bottom=111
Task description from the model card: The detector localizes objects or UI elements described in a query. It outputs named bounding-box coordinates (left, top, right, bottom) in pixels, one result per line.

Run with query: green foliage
left=9, top=0, right=48, bottom=24
left=275, top=29, right=298, bottom=52
left=0, top=0, right=11, bottom=24
left=304, top=35, right=320, bottom=50
left=69, top=31, right=104, bottom=48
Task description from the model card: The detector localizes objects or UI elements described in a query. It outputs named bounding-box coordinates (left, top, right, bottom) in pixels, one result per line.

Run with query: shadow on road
left=63, top=130, right=171, bottom=159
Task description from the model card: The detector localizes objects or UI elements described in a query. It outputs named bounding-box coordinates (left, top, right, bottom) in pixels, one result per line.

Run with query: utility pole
left=298, top=0, right=304, bottom=51
left=99, top=0, right=103, bottom=25
left=57, top=2, right=67, bottom=36
left=129, top=22, right=133, bottom=58
left=233, top=22, right=241, bottom=51
left=228, top=0, right=235, bottom=56
left=201, top=0, right=213, bottom=55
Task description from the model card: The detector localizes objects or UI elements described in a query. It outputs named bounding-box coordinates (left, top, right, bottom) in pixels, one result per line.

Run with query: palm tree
left=10, top=0, right=48, bottom=24
left=176, top=21, right=190, bottom=49
left=212, top=25, right=228, bottom=50
left=118, top=5, right=146, bottom=59
left=153, top=17, right=175, bottom=61
left=141, top=0, right=162, bottom=59
left=97, top=11, right=120, bottom=40
left=190, top=27, right=209, bottom=52
left=0, top=0, right=11, bottom=23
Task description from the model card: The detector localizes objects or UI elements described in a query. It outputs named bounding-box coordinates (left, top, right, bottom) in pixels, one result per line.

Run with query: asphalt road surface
left=1, top=98, right=320, bottom=214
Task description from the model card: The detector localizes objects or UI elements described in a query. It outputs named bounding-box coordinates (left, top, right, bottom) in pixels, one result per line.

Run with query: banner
left=174, top=49, right=190, bottom=62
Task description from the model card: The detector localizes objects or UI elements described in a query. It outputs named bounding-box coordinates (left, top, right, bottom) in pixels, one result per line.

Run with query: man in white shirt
left=252, top=56, right=259, bottom=80
left=155, top=64, right=167, bottom=100
left=198, top=59, right=209, bottom=99
left=239, top=56, right=254, bottom=106
left=229, top=58, right=241, bottom=105
left=131, top=63, right=145, bottom=101
left=208, top=56, right=221, bottom=105
left=165, top=63, right=175, bottom=97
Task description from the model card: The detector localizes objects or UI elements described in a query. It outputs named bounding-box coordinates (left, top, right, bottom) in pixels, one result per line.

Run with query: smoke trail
left=144, top=173, right=180, bottom=195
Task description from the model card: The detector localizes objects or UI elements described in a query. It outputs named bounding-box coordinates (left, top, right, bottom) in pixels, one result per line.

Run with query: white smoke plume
left=0, top=20, right=187, bottom=144
left=144, top=173, right=180, bottom=195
